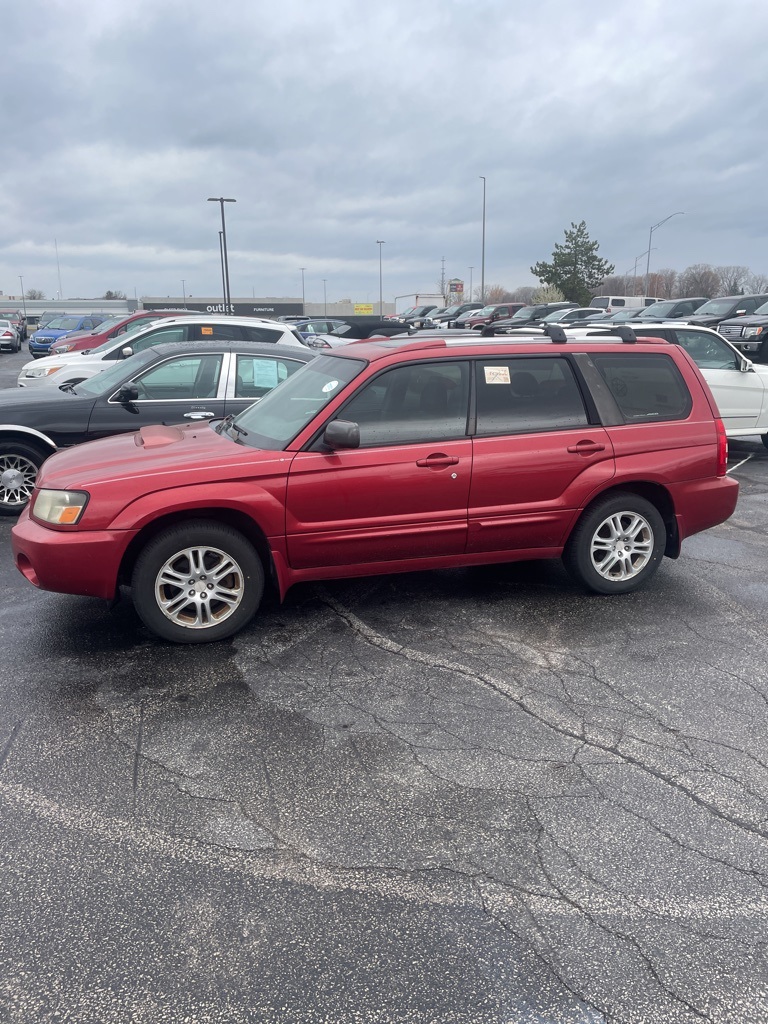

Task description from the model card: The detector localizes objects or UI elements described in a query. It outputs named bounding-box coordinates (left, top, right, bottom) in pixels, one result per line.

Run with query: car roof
left=323, top=330, right=675, bottom=364
left=139, top=340, right=316, bottom=360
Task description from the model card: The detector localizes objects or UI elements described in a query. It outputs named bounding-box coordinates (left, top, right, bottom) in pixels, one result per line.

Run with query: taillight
left=715, top=417, right=728, bottom=477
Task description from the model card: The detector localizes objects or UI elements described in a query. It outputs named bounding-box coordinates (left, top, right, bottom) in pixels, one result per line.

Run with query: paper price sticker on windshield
left=484, top=366, right=510, bottom=384
left=322, top=380, right=340, bottom=393
left=201, top=326, right=214, bottom=335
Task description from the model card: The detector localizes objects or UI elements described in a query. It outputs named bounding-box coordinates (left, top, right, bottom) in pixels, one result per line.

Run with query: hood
left=683, top=314, right=724, bottom=325
left=719, top=313, right=768, bottom=327
left=36, top=422, right=289, bottom=526
left=0, top=385, right=94, bottom=419
left=21, top=350, right=88, bottom=371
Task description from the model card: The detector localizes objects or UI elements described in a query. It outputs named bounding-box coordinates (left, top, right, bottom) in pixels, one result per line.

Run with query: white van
left=591, top=295, right=660, bottom=313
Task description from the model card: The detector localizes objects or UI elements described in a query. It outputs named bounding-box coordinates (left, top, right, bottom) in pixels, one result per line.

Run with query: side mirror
left=115, top=384, right=139, bottom=404
left=323, top=419, right=360, bottom=449
left=739, top=357, right=754, bottom=373
left=736, top=310, right=747, bottom=316
left=120, top=345, right=134, bottom=358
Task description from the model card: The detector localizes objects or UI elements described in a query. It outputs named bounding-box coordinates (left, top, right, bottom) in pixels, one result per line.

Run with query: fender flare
left=0, top=424, right=58, bottom=452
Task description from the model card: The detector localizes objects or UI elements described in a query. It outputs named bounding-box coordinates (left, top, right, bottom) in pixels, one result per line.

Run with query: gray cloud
left=3, top=0, right=767, bottom=304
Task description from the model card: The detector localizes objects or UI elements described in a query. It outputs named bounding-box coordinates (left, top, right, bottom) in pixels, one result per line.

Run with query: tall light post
left=479, top=176, right=486, bottom=304
left=181, top=279, right=187, bottom=308
left=468, top=267, right=474, bottom=303
left=218, top=232, right=226, bottom=311
left=644, top=212, right=683, bottom=295
left=207, top=197, right=236, bottom=313
left=322, top=279, right=327, bottom=315
left=18, top=276, right=27, bottom=319
left=376, top=241, right=385, bottom=316
left=299, top=267, right=306, bottom=313
left=625, top=249, right=656, bottom=295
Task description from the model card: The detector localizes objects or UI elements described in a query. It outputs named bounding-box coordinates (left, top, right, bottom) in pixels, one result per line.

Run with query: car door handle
left=567, top=440, right=606, bottom=454
left=184, top=411, right=215, bottom=420
left=416, top=454, right=460, bottom=467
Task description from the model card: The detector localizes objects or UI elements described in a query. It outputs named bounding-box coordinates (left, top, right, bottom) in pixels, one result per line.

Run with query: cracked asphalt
left=1, top=350, right=767, bottom=1023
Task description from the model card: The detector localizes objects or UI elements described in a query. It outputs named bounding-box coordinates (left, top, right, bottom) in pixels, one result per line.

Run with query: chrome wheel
left=154, top=544, right=247, bottom=629
left=589, top=510, right=654, bottom=582
left=0, top=451, right=39, bottom=509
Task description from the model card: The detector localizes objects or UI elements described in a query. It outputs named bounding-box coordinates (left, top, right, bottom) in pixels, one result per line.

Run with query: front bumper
left=11, top=508, right=137, bottom=600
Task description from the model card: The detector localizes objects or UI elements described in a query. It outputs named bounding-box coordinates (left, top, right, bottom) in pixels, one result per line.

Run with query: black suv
left=634, top=297, right=708, bottom=321
left=716, top=298, right=768, bottom=361
left=682, top=294, right=768, bottom=330
left=488, top=302, right=579, bottom=332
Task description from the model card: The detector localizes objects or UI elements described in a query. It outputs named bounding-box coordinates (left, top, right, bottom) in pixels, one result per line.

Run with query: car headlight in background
left=22, top=365, right=65, bottom=378
left=52, top=344, right=73, bottom=353
left=32, top=489, right=89, bottom=525
left=743, top=326, right=764, bottom=338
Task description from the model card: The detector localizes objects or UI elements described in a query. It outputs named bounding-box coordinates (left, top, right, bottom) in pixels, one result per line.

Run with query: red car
left=12, top=332, right=738, bottom=643
left=48, top=308, right=197, bottom=355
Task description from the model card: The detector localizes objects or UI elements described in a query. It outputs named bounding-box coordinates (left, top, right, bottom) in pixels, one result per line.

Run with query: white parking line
left=728, top=455, right=754, bottom=474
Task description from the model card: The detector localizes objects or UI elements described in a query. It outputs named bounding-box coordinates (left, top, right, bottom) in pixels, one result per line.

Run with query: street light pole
left=299, top=267, right=306, bottom=313
left=181, top=279, right=187, bottom=308
left=322, top=279, right=327, bottom=315
left=644, top=212, right=683, bottom=296
left=376, top=241, right=385, bottom=316
left=468, top=267, right=474, bottom=303
left=207, top=197, right=236, bottom=313
left=479, top=176, right=486, bottom=304
left=218, top=232, right=226, bottom=311
left=18, top=276, right=26, bottom=319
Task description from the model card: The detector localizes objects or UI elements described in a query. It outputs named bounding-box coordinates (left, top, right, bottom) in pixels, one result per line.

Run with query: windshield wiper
left=214, top=413, right=249, bottom=441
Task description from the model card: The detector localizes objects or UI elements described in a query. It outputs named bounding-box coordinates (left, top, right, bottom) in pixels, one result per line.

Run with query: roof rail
left=583, top=326, right=638, bottom=343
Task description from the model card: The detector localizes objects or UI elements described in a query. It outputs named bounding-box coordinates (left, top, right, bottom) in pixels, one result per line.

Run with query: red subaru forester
left=12, top=332, right=738, bottom=643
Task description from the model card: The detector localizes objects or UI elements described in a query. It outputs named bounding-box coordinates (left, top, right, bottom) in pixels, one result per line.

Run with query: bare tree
left=25, top=288, right=45, bottom=300
left=677, top=264, right=720, bottom=298
left=484, top=284, right=515, bottom=303
left=649, top=268, right=677, bottom=299
left=598, top=275, right=634, bottom=295
left=717, top=265, right=750, bottom=295
left=510, top=286, right=537, bottom=304
left=745, top=272, right=768, bottom=294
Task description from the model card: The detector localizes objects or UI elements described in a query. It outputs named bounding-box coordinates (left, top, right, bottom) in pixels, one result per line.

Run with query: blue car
left=28, top=313, right=109, bottom=358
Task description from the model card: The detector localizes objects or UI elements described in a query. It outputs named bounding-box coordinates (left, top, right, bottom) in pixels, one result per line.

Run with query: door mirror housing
left=115, top=384, right=139, bottom=404
left=323, top=419, right=360, bottom=449
left=120, top=345, right=134, bottom=358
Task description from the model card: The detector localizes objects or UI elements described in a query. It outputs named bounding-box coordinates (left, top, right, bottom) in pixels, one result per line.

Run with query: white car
left=17, top=315, right=307, bottom=389
left=573, top=322, right=768, bottom=443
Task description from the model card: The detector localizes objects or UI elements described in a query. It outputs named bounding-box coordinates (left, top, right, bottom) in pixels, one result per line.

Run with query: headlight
left=743, top=326, right=764, bottom=338
left=53, top=344, right=72, bottom=353
left=22, top=365, right=64, bottom=378
left=32, top=489, right=89, bottom=525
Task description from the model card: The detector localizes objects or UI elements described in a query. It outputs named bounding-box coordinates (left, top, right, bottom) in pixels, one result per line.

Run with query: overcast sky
left=2, top=0, right=766, bottom=307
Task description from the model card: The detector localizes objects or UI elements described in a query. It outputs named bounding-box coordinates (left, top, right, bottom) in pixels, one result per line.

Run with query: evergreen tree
left=531, top=222, right=614, bottom=306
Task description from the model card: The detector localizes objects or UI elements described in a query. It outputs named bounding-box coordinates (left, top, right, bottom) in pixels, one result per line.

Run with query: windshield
left=541, top=309, right=572, bottom=322
left=509, top=306, right=538, bottom=320
left=232, top=354, right=366, bottom=450
left=72, top=349, right=159, bottom=396
left=45, top=316, right=83, bottom=330
left=692, top=299, right=737, bottom=315
left=637, top=301, right=676, bottom=317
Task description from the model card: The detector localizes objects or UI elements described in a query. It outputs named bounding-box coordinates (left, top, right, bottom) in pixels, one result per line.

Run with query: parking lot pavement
left=1, top=349, right=768, bottom=1021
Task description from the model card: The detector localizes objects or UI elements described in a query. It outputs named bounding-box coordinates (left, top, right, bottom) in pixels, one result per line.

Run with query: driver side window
left=337, top=362, right=469, bottom=447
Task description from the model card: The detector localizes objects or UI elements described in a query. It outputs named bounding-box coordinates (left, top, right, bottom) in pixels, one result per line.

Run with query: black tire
left=761, top=434, right=768, bottom=451
left=563, top=492, right=666, bottom=595
left=0, top=440, right=48, bottom=515
left=131, top=520, right=265, bottom=643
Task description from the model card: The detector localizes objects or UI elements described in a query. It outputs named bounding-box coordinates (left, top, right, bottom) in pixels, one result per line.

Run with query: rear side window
left=475, top=357, right=588, bottom=435
left=592, top=353, right=692, bottom=422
